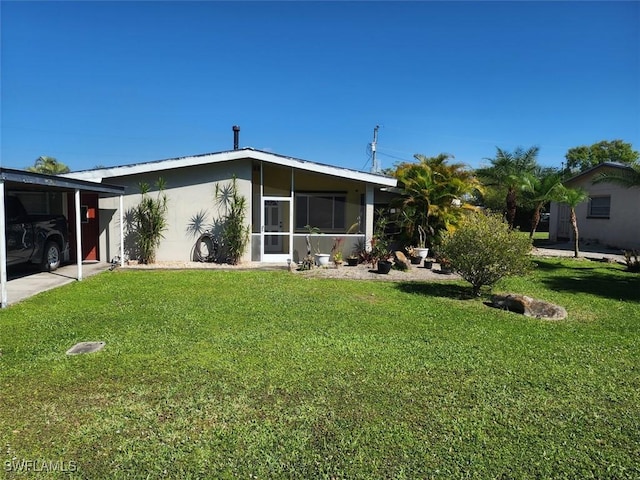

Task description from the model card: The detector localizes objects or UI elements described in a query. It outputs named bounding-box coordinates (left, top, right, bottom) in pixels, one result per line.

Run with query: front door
left=557, top=204, right=571, bottom=240
left=67, top=193, right=99, bottom=261
left=262, top=198, right=291, bottom=262
left=264, top=200, right=283, bottom=253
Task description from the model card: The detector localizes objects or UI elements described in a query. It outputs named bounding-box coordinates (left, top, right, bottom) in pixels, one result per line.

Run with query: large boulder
left=393, top=251, right=411, bottom=270
left=490, top=294, right=568, bottom=320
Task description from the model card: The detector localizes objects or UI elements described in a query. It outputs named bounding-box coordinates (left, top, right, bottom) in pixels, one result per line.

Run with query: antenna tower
left=370, top=125, right=380, bottom=173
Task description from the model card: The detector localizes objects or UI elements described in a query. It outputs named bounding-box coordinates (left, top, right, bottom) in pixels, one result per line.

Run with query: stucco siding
left=98, top=160, right=252, bottom=262
left=73, top=151, right=396, bottom=264
left=550, top=167, right=640, bottom=250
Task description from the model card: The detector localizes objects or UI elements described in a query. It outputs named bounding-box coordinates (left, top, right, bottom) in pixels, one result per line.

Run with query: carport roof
left=1, top=167, right=125, bottom=195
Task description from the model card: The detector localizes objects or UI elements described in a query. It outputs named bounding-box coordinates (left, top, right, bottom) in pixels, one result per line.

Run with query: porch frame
left=255, top=162, right=375, bottom=263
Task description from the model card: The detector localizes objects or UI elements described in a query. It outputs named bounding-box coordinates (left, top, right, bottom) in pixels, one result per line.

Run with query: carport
left=0, top=168, right=125, bottom=308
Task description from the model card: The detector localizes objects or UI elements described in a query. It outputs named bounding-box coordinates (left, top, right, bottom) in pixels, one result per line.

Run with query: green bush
left=439, top=212, right=533, bottom=295
left=623, top=250, right=640, bottom=273
left=133, top=178, right=168, bottom=264
left=215, top=176, right=250, bottom=265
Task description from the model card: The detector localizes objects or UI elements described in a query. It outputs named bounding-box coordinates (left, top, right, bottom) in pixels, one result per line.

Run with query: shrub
left=133, top=178, right=168, bottom=264
left=438, top=212, right=534, bottom=296
left=623, top=250, right=640, bottom=273
left=215, top=176, right=250, bottom=265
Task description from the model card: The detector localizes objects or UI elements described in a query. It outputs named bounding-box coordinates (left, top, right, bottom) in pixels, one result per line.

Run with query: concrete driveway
left=5, top=262, right=111, bottom=307
left=532, top=242, right=626, bottom=263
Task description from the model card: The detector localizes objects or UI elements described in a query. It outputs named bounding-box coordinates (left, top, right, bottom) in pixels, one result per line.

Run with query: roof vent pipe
left=232, top=125, right=240, bottom=150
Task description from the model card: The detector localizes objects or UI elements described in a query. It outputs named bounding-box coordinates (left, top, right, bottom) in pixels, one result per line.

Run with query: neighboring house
left=549, top=162, right=640, bottom=250
left=64, top=148, right=397, bottom=263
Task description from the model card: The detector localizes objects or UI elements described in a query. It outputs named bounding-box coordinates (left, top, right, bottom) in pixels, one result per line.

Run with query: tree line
left=385, top=139, right=638, bottom=258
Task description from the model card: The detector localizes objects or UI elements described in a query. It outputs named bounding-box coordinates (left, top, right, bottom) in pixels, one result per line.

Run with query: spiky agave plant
left=133, top=178, right=168, bottom=264
left=215, top=176, right=249, bottom=265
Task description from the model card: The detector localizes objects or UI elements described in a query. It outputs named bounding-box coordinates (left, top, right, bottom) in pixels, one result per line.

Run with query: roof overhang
left=63, top=148, right=397, bottom=187
left=1, top=168, right=125, bottom=195
left=563, top=162, right=633, bottom=185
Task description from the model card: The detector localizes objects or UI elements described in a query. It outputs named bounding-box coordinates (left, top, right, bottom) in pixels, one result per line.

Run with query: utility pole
left=370, top=125, right=380, bottom=173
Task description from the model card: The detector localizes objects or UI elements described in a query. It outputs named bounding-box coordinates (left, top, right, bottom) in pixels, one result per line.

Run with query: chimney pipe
left=232, top=125, right=240, bottom=150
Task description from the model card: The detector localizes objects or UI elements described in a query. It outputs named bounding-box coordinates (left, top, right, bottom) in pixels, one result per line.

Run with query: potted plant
left=331, top=237, right=344, bottom=267
left=305, top=225, right=330, bottom=266
left=413, top=225, right=429, bottom=261
left=377, top=257, right=393, bottom=274
left=353, top=237, right=373, bottom=266
left=438, top=257, right=453, bottom=274
left=346, top=254, right=359, bottom=266
left=405, top=246, right=422, bottom=265
left=370, top=214, right=393, bottom=274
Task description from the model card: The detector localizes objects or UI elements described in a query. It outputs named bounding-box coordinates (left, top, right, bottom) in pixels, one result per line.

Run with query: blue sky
left=1, top=1, right=638, bottom=173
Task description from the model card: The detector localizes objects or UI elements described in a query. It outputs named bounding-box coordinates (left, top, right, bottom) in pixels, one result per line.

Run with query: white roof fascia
left=63, top=149, right=397, bottom=187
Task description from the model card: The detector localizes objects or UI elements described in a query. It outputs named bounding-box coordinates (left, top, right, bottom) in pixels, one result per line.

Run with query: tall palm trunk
left=505, top=187, right=517, bottom=229
left=529, top=202, right=543, bottom=239
left=570, top=208, right=579, bottom=257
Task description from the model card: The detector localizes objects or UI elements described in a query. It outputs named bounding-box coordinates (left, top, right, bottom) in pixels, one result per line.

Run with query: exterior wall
left=291, top=234, right=364, bottom=264
left=98, top=160, right=252, bottom=262
left=549, top=171, right=640, bottom=250
left=93, top=158, right=391, bottom=263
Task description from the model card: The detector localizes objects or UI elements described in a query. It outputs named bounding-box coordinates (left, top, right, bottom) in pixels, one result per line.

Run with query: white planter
left=314, top=253, right=330, bottom=266
left=414, top=248, right=429, bottom=260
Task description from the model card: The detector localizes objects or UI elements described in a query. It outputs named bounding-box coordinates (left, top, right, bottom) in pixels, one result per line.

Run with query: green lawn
left=1, top=259, right=638, bottom=479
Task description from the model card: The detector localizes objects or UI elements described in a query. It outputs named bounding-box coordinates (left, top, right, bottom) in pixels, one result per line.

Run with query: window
left=81, top=205, right=89, bottom=224
left=588, top=196, right=610, bottom=218
left=295, top=193, right=346, bottom=231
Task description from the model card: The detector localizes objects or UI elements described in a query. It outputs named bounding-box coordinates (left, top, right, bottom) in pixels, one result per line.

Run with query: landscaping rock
left=490, top=294, right=568, bottom=320
left=394, top=251, right=411, bottom=270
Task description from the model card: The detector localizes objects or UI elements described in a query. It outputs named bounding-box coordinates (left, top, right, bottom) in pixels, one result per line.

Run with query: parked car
left=5, top=195, right=69, bottom=271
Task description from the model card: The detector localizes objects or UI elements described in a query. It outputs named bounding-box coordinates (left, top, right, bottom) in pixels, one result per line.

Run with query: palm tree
left=26, top=156, right=70, bottom=174
left=392, top=153, right=482, bottom=246
left=476, top=146, right=539, bottom=229
left=526, top=170, right=563, bottom=238
left=556, top=186, right=588, bottom=258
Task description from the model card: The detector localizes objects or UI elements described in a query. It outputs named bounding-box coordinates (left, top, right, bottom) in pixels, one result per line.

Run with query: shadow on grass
left=540, top=271, right=640, bottom=303
left=395, top=282, right=473, bottom=299
left=534, top=258, right=617, bottom=272
left=533, top=259, right=582, bottom=271
left=533, top=259, right=640, bottom=302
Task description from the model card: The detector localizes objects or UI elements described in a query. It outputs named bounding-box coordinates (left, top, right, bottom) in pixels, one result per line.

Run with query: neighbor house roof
left=563, top=162, right=634, bottom=185
left=63, top=148, right=397, bottom=187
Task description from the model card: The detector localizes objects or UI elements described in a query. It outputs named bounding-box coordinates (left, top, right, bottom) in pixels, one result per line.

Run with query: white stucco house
left=63, top=147, right=397, bottom=264
left=549, top=162, right=640, bottom=250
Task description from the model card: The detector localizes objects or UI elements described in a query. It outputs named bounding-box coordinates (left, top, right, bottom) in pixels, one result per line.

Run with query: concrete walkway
left=4, top=262, right=112, bottom=307
left=532, top=241, right=627, bottom=263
